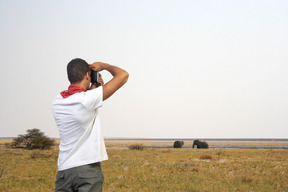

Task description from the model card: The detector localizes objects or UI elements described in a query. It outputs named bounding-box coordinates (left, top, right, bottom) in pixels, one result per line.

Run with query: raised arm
left=89, top=62, right=129, bottom=101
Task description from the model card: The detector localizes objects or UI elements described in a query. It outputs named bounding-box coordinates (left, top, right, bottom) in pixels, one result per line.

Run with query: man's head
left=67, top=58, right=90, bottom=84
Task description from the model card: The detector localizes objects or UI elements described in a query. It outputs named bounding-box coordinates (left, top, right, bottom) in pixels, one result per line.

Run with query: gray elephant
left=173, top=140, right=184, bottom=148
left=192, top=140, right=208, bottom=149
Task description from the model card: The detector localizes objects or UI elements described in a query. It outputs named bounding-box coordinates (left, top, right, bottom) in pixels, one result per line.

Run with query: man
left=52, top=58, right=129, bottom=192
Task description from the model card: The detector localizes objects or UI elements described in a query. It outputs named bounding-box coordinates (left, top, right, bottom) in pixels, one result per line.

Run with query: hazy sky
left=1, top=0, right=287, bottom=138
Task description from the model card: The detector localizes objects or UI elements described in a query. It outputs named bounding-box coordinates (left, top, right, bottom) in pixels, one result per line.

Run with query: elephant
left=173, top=140, right=184, bottom=148
left=192, top=140, right=208, bottom=149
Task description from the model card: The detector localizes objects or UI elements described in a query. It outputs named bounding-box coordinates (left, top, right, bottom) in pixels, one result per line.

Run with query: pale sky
left=0, top=0, right=287, bottom=138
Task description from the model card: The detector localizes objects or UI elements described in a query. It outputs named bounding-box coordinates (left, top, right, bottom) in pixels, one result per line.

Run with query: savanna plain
left=0, top=140, right=288, bottom=192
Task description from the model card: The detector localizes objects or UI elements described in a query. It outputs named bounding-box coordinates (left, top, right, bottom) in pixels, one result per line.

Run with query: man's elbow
left=122, top=71, right=129, bottom=84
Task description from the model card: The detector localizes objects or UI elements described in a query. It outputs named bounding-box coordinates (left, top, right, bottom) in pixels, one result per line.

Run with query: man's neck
left=71, top=83, right=87, bottom=91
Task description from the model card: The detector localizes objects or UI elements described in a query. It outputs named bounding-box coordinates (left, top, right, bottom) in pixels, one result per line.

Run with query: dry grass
left=0, top=142, right=288, bottom=191
left=0, top=148, right=58, bottom=192
left=0, top=139, right=12, bottom=144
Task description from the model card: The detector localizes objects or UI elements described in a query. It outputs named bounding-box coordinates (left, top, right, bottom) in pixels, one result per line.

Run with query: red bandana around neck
left=60, top=85, right=86, bottom=98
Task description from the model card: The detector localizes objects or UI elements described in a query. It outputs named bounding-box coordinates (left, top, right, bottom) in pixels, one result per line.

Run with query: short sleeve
left=82, top=87, right=103, bottom=110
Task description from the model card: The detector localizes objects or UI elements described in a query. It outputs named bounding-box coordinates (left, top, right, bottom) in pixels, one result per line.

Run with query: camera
left=90, top=70, right=101, bottom=84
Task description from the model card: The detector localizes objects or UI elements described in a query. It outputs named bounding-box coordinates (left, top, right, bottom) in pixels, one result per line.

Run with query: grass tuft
left=30, top=151, right=53, bottom=159
left=199, top=154, right=213, bottom=160
left=242, top=176, right=253, bottom=183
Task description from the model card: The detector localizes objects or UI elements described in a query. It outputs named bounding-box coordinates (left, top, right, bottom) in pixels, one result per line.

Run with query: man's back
left=52, top=87, right=107, bottom=171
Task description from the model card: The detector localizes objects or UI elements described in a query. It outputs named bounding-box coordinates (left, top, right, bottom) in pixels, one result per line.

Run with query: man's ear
left=86, top=72, right=90, bottom=80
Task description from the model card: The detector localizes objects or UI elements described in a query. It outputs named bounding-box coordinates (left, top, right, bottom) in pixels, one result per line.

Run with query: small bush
left=199, top=155, right=213, bottom=160
left=129, top=144, right=144, bottom=150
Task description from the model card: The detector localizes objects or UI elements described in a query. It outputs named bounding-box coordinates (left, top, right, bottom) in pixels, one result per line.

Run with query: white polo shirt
left=52, top=87, right=108, bottom=171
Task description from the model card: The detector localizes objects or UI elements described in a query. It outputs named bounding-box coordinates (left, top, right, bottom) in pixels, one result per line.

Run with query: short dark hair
left=67, top=58, right=90, bottom=84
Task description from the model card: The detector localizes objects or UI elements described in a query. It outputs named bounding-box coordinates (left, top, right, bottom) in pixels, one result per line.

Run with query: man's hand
left=89, top=76, right=104, bottom=90
left=98, top=76, right=104, bottom=86
left=89, top=62, right=106, bottom=72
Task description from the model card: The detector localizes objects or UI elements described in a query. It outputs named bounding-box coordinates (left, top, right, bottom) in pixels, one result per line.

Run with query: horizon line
left=1, top=137, right=288, bottom=141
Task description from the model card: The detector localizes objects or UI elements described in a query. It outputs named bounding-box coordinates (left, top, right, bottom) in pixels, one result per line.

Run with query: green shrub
left=11, top=128, right=55, bottom=150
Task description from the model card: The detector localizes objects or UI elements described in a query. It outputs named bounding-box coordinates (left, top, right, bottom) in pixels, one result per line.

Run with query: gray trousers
left=55, top=162, right=104, bottom=192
